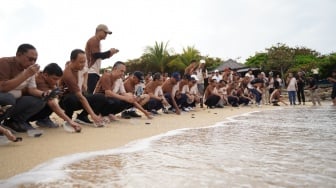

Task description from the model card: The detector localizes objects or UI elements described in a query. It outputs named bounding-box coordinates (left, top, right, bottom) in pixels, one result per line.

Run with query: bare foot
left=108, top=114, right=118, bottom=121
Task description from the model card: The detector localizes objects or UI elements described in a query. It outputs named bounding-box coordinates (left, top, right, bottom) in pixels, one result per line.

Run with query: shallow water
left=1, top=106, right=336, bottom=188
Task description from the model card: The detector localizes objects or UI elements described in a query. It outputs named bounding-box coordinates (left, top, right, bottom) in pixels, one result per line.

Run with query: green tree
left=266, top=43, right=295, bottom=77
left=245, top=52, right=268, bottom=70
left=143, top=41, right=172, bottom=73
left=180, top=46, right=201, bottom=66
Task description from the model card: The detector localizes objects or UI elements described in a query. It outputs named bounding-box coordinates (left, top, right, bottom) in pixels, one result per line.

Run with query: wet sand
left=0, top=105, right=275, bottom=179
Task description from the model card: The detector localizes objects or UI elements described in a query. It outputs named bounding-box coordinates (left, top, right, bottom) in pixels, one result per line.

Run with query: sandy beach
left=0, top=105, right=275, bottom=179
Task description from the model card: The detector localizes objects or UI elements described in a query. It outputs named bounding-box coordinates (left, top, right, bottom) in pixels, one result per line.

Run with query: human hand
left=24, top=64, right=40, bottom=77
left=145, top=111, right=154, bottom=119
left=91, top=114, right=103, bottom=124
left=110, top=48, right=119, bottom=55
left=42, top=88, right=62, bottom=101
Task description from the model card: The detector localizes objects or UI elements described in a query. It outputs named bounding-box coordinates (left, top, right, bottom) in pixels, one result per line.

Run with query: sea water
left=1, top=105, right=335, bottom=188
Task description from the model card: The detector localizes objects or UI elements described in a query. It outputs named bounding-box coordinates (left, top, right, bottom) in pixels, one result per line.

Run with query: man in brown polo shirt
left=59, top=49, right=106, bottom=127
left=143, top=72, right=171, bottom=114
left=85, top=24, right=119, bottom=94
left=0, top=44, right=45, bottom=134
left=94, top=61, right=152, bottom=120
left=162, top=72, right=182, bottom=115
left=28, top=63, right=82, bottom=132
left=122, top=71, right=150, bottom=118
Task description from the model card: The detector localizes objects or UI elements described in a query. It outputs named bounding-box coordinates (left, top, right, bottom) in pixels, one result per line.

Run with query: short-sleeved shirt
left=181, top=84, right=190, bottom=94
left=0, top=56, right=36, bottom=98
left=113, top=78, right=126, bottom=94
left=154, top=86, right=163, bottom=97
left=189, top=84, right=198, bottom=95
left=85, top=36, right=101, bottom=74
left=287, top=77, right=297, bottom=91
left=60, top=65, right=80, bottom=94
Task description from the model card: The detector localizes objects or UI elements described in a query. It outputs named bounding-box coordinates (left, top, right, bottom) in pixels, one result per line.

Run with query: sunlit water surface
left=1, top=106, right=335, bottom=188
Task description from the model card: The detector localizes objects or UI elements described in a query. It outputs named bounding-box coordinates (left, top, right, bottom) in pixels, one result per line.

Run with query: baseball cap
left=191, top=75, right=199, bottom=81
left=200, top=59, right=206, bottom=64
left=96, top=24, right=112, bottom=34
left=133, top=71, right=144, bottom=82
left=172, top=72, right=181, bottom=81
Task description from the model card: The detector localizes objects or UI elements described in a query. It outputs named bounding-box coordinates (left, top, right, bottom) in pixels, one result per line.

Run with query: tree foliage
left=143, top=41, right=171, bottom=73
left=113, top=42, right=334, bottom=80
left=245, top=43, right=334, bottom=79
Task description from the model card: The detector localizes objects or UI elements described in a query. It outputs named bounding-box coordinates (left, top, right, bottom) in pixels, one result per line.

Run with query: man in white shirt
left=85, top=24, right=119, bottom=94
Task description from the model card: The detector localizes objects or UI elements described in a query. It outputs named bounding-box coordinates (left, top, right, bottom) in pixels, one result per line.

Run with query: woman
left=286, top=72, right=297, bottom=105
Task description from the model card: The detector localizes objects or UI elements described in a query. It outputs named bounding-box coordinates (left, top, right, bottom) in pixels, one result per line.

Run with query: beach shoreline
left=0, top=105, right=282, bottom=179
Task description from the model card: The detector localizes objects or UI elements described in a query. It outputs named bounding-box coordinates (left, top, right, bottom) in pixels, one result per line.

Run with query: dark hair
left=219, top=80, right=226, bottom=84
left=190, top=59, right=197, bottom=63
left=112, top=61, right=125, bottom=70
left=16, top=44, right=36, bottom=55
left=70, top=49, right=85, bottom=61
left=43, top=63, right=63, bottom=77
left=153, top=72, right=161, bottom=81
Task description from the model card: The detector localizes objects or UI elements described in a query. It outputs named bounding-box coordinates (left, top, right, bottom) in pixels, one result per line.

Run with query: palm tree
left=143, top=41, right=172, bottom=73
left=180, top=46, right=201, bottom=66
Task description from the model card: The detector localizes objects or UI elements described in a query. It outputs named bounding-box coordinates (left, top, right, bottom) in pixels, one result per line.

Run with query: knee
left=0, top=93, right=16, bottom=106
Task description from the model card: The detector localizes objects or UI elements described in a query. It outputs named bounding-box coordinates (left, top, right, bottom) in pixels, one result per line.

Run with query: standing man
left=86, top=24, right=119, bottom=94
left=327, top=69, right=336, bottom=106
left=296, top=71, right=306, bottom=105
left=195, top=59, right=207, bottom=107
left=307, top=76, right=321, bottom=106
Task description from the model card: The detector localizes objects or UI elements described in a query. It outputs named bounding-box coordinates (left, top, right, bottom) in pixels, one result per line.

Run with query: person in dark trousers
left=296, top=71, right=306, bottom=105
left=307, top=76, right=321, bottom=106
left=28, top=63, right=82, bottom=132
left=85, top=24, right=119, bottom=94
left=0, top=44, right=45, bottom=135
left=59, top=49, right=106, bottom=127
left=327, top=69, right=336, bottom=106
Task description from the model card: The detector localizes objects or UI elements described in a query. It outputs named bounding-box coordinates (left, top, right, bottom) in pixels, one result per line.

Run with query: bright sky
left=1, top=0, right=335, bottom=69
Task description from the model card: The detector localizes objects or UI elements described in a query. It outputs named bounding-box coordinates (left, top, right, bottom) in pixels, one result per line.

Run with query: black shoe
left=151, top=109, right=159, bottom=115
left=162, top=108, right=169, bottom=114
left=22, top=121, right=35, bottom=130
left=128, top=111, right=142, bottom=118
left=121, top=111, right=132, bottom=119
left=75, top=114, right=93, bottom=125
left=4, top=119, right=26, bottom=133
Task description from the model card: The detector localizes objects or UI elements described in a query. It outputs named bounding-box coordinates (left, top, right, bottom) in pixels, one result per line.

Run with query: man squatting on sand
left=1, top=24, right=334, bottom=144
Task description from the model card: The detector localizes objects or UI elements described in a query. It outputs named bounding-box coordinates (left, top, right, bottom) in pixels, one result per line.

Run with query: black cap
left=133, top=71, right=144, bottom=82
